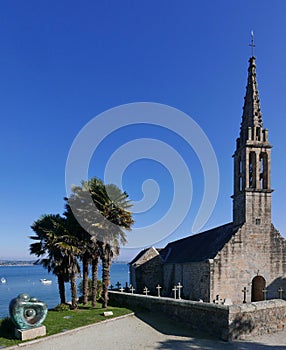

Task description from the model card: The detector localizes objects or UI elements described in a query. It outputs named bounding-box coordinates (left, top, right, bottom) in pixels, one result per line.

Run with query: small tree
left=78, top=279, right=103, bottom=302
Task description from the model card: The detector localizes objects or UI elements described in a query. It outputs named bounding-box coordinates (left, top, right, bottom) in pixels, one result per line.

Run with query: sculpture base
left=15, top=325, right=46, bottom=341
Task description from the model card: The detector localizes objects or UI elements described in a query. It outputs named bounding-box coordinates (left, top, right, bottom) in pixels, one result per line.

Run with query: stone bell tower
left=232, top=55, right=273, bottom=228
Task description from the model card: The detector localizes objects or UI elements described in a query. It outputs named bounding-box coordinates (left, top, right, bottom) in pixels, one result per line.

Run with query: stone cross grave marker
left=177, top=282, right=183, bottom=299
left=156, top=284, right=162, bottom=297
left=214, top=294, right=221, bottom=304
left=242, top=287, right=248, bottom=303
left=143, top=287, right=150, bottom=296
left=116, top=281, right=121, bottom=289
left=119, top=287, right=124, bottom=293
left=172, top=285, right=177, bottom=299
left=262, top=288, right=268, bottom=301
left=129, top=285, right=135, bottom=294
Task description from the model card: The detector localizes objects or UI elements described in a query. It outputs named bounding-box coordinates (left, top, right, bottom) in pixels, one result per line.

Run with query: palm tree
left=90, top=247, right=100, bottom=307
left=87, top=178, right=134, bottom=308
left=66, top=177, right=134, bottom=308
left=55, top=228, right=81, bottom=310
left=30, top=214, right=69, bottom=304
left=64, top=191, right=100, bottom=307
left=30, top=214, right=81, bottom=309
left=64, top=203, right=90, bottom=305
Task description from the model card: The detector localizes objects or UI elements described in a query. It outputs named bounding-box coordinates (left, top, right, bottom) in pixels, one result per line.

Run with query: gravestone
left=223, top=298, right=233, bottom=306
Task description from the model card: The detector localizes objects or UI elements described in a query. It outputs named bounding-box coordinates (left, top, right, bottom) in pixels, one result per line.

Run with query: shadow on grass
left=0, top=318, right=15, bottom=340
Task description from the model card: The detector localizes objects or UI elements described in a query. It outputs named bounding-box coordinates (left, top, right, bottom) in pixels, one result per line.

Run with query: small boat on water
left=40, top=279, right=52, bottom=285
left=0, top=277, right=6, bottom=284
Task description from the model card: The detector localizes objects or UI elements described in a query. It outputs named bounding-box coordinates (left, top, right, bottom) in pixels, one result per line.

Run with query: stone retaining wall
left=229, top=299, right=286, bottom=339
left=109, top=291, right=286, bottom=340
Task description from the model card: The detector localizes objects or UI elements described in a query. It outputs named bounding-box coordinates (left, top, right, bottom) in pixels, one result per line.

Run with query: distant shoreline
left=0, top=261, right=128, bottom=267
left=0, top=264, right=35, bottom=267
left=0, top=261, right=36, bottom=267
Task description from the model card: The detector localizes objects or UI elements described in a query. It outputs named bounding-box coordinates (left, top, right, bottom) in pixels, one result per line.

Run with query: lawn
left=0, top=303, right=133, bottom=348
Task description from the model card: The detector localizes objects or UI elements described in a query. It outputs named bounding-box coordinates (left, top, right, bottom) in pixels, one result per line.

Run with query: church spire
left=240, top=56, right=263, bottom=143
left=232, top=43, right=273, bottom=228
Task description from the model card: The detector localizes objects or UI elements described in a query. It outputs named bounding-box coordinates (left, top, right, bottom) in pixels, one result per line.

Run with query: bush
left=78, top=279, right=103, bottom=301
left=53, top=303, right=71, bottom=312
left=0, top=318, right=14, bottom=339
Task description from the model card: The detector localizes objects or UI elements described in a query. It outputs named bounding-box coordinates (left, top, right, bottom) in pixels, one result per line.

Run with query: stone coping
left=110, top=291, right=229, bottom=310
left=229, top=299, right=286, bottom=313
left=110, top=291, right=286, bottom=312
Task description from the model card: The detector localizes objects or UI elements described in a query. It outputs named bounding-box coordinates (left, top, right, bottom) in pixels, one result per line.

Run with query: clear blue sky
left=1, top=1, right=286, bottom=261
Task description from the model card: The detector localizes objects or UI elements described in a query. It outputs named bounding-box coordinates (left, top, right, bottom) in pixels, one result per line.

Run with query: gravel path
left=5, top=311, right=286, bottom=350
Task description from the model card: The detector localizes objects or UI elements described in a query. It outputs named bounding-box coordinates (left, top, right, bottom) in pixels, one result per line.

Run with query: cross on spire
left=249, top=30, right=255, bottom=57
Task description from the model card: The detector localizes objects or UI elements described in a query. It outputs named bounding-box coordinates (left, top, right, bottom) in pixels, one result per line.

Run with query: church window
left=256, top=127, right=260, bottom=141
left=259, top=153, right=268, bottom=189
left=260, top=156, right=264, bottom=172
left=249, top=152, right=256, bottom=188
left=255, top=218, right=261, bottom=225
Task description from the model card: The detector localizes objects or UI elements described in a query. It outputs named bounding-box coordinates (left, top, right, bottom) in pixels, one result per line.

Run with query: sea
left=0, top=263, right=129, bottom=319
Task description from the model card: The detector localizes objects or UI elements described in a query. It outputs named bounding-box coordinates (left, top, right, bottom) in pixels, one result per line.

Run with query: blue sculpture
left=9, top=293, right=48, bottom=330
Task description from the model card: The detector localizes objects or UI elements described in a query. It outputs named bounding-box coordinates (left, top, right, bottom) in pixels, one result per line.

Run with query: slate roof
left=129, top=247, right=165, bottom=265
left=161, top=222, right=234, bottom=264
left=129, top=248, right=150, bottom=265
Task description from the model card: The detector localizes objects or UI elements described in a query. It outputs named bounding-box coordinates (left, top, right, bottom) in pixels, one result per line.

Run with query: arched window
left=260, top=153, right=268, bottom=189
left=249, top=152, right=256, bottom=188
left=256, top=127, right=260, bottom=141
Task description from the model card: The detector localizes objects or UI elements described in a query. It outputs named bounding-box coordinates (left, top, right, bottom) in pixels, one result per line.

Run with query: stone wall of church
left=163, top=261, right=210, bottom=301
left=268, top=225, right=286, bottom=297
left=129, top=248, right=163, bottom=293
left=130, top=255, right=163, bottom=295
left=245, top=191, right=272, bottom=226
left=210, top=223, right=286, bottom=304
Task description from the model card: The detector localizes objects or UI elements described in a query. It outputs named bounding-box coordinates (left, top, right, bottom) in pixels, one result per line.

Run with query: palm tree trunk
left=70, top=274, right=78, bottom=309
left=91, top=256, right=99, bottom=307
left=82, top=255, right=89, bottom=305
left=101, top=244, right=111, bottom=308
left=57, top=274, right=66, bottom=304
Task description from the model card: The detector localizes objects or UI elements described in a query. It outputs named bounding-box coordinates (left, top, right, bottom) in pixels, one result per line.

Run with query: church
left=129, top=54, right=286, bottom=304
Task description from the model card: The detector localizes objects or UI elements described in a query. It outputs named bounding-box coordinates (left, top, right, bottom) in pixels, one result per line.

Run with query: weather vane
left=249, top=30, right=255, bottom=57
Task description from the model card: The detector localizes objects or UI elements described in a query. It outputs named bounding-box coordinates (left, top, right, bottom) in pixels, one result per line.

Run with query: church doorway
left=251, top=275, right=266, bottom=302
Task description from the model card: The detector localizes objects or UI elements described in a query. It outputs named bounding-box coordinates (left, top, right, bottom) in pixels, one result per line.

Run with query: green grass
left=0, top=303, right=133, bottom=348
